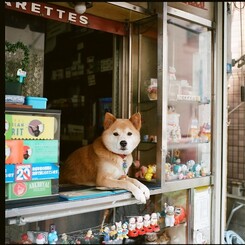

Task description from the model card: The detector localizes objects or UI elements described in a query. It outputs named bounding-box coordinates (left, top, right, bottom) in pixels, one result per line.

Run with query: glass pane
left=166, top=16, right=212, bottom=182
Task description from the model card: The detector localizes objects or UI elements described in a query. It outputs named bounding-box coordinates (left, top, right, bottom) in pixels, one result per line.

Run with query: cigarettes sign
left=5, top=2, right=126, bottom=35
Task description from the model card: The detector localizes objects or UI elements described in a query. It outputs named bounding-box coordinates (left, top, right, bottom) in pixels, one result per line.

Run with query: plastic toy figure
left=21, top=233, right=32, bottom=244
left=143, top=214, right=153, bottom=232
left=48, top=224, right=58, bottom=244
left=144, top=165, right=156, bottom=181
left=136, top=216, right=145, bottom=235
left=109, top=224, right=117, bottom=240
left=115, top=221, right=124, bottom=240
left=174, top=207, right=186, bottom=225
left=122, top=222, right=129, bottom=239
left=164, top=203, right=175, bottom=227
left=84, top=229, right=94, bottom=243
left=128, top=217, right=138, bottom=238
left=61, top=233, right=69, bottom=244
left=102, top=226, right=111, bottom=243
left=150, top=212, right=160, bottom=232
left=36, top=233, right=46, bottom=244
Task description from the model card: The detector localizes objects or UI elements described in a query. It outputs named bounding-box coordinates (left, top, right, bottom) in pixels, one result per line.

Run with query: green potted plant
left=5, top=41, right=30, bottom=95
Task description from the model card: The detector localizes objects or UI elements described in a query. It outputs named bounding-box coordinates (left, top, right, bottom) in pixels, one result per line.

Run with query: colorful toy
left=174, top=207, right=186, bottom=225
left=122, top=222, right=129, bottom=239
left=164, top=203, right=175, bottom=227
left=84, top=229, right=94, bottom=242
left=144, top=164, right=156, bottom=181
left=150, top=212, right=160, bottom=232
left=135, top=165, right=148, bottom=179
left=102, top=226, right=110, bottom=243
left=128, top=217, right=138, bottom=238
left=61, top=233, right=69, bottom=244
left=48, top=224, right=58, bottom=244
left=115, top=221, right=124, bottom=240
left=143, top=214, right=153, bottom=232
left=109, top=224, right=117, bottom=240
left=136, top=216, right=145, bottom=235
left=36, top=233, right=46, bottom=244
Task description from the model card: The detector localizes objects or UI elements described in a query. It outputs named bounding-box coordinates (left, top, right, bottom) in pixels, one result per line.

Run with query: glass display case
left=165, top=15, right=212, bottom=182
left=132, top=10, right=213, bottom=189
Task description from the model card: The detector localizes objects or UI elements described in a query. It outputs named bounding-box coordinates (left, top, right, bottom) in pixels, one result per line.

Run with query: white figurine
left=164, top=203, right=175, bottom=227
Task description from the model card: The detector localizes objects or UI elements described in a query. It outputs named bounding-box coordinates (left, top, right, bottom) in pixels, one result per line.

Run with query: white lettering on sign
left=5, top=2, right=89, bottom=25
left=57, top=9, right=66, bottom=19
left=44, top=6, right=53, bottom=16
left=31, top=2, right=41, bottom=13
left=16, top=2, right=27, bottom=10
left=79, top=15, right=88, bottom=25
left=68, top=12, right=77, bottom=22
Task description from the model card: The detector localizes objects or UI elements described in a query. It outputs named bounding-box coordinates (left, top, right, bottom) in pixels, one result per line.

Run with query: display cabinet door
left=165, top=15, right=212, bottom=184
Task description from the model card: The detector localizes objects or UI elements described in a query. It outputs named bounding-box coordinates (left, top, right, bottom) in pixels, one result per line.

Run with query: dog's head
left=102, top=112, right=141, bottom=155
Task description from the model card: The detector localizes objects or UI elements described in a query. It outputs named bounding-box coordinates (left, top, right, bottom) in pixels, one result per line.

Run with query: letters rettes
left=5, top=2, right=89, bottom=25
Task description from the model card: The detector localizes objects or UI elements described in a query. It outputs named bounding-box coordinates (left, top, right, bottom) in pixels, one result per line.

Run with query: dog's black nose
left=120, top=140, right=127, bottom=147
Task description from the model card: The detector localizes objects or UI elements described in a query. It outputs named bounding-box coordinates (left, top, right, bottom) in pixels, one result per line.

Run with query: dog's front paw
left=133, top=189, right=147, bottom=204
left=139, top=184, right=150, bottom=200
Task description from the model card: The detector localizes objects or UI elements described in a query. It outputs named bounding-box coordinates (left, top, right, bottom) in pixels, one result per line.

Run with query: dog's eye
left=127, top=132, right=132, bottom=136
left=113, top=132, right=119, bottom=136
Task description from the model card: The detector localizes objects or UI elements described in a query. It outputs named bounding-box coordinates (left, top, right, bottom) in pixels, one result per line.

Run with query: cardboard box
left=5, top=140, right=59, bottom=164
left=5, top=163, right=59, bottom=183
left=5, top=114, right=56, bottom=140
left=6, top=179, right=52, bottom=200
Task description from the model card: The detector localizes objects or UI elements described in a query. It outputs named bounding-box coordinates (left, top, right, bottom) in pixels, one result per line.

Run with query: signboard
left=168, top=2, right=214, bottom=21
left=5, top=2, right=126, bottom=36
left=5, top=163, right=59, bottom=183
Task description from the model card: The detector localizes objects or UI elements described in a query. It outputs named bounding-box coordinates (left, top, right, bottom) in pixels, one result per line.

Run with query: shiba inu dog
left=60, top=112, right=150, bottom=203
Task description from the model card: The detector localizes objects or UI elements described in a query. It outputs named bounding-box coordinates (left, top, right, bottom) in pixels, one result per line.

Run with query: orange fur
left=60, top=112, right=150, bottom=203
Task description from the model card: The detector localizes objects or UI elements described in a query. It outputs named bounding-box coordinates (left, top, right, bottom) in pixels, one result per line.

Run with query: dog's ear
left=104, top=112, right=117, bottom=130
left=130, top=112, right=141, bottom=131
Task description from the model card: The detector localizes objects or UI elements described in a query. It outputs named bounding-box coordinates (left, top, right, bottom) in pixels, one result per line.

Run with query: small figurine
left=169, top=66, right=176, bottom=81
left=192, top=163, right=201, bottom=177
left=36, top=233, right=46, bottom=244
left=61, top=233, right=69, bottom=244
left=102, top=226, right=111, bottom=243
left=109, top=224, right=117, bottom=240
left=128, top=217, right=138, bottom=238
left=21, top=233, right=32, bottom=244
left=84, top=229, right=94, bottom=243
left=122, top=222, right=129, bottom=239
left=115, top=221, right=124, bottom=240
left=135, top=165, right=148, bottom=179
left=174, top=207, right=186, bottom=225
left=143, top=214, right=153, bottom=233
left=144, top=164, right=156, bottom=181
left=186, top=160, right=195, bottom=171
left=48, top=224, right=58, bottom=244
left=150, top=212, right=160, bottom=232
left=164, top=203, right=175, bottom=227
left=136, top=216, right=145, bottom=235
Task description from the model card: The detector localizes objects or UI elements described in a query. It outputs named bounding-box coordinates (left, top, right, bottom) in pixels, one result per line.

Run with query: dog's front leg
left=125, top=177, right=150, bottom=200
left=96, top=177, right=148, bottom=204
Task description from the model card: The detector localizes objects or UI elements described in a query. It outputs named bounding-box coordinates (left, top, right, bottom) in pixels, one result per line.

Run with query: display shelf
left=5, top=188, right=162, bottom=225
left=168, top=140, right=210, bottom=150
